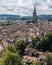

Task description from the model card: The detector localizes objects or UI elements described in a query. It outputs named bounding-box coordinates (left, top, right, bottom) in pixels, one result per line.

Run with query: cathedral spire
left=32, top=6, right=37, bottom=23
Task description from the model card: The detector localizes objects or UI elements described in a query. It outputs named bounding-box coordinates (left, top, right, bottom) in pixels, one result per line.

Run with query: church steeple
left=32, top=6, right=37, bottom=23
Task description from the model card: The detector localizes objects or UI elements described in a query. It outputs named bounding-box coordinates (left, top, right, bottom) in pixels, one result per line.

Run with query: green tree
left=0, top=44, right=23, bottom=65
left=0, top=53, right=23, bottom=65
left=32, top=36, right=40, bottom=48
left=40, top=37, right=50, bottom=51
left=44, top=32, right=52, bottom=51
left=3, top=45, right=18, bottom=57
left=30, top=59, right=39, bottom=65
left=44, top=32, right=52, bottom=43
left=43, top=54, right=52, bottom=65
left=36, top=32, right=52, bottom=51
left=15, top=40, right=26, bottom=55
left=4, top=45, right=17, bottom=53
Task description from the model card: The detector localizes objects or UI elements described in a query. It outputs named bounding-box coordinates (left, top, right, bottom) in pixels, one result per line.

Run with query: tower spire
left=32, top=6, right=37, bottom=23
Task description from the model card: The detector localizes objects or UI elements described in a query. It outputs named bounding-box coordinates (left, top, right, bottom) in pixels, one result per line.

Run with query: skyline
left=0, top=0, right=52, bottom=16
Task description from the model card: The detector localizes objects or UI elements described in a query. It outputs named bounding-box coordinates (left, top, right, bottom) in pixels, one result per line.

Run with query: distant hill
left=37, top=15, right=52, bottom=21
left=0, top=14, right=52, bottom=21
left=0, top=14, right=21, bottom=20
left=21, top=16, right=32, bottom=20
left=21, top=15, right=52, bottom=21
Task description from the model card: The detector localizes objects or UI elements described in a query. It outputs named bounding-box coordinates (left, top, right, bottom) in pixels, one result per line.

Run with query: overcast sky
left=0, top=0, right=52, bottom=16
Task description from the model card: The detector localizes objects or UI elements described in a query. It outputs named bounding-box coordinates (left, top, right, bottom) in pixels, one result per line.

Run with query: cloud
left=0, top=0, right=52, bottom=16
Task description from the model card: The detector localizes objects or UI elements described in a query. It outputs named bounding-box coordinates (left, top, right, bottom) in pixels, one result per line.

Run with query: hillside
left=0, top=14, right=52, bottom=21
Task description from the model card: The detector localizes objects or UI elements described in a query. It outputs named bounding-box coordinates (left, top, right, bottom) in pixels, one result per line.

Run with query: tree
left=32, top=36, right=40, bottom=48
left=0, top=44, right=23, bottom=65
left=36, top=41, right=41, bottom=51
left=50, top=43, right=52, bottom=52
left=44, top=32, right=52, bottom=44
left=31, top=32, right=52, bottom=51
left=43, top=54, right=52, bottom=65
left=3, top=45, right=18, bottom=57
left=40, top=37, right=50, bottom=51
left=30, top=59, right=39, bottom=65
left=15, top=40, right=26, bottom=55
left=35, top=32, right=52, bottom=51
left=44, top=32, right=52, bottom=51
left=2, top=45, right=19, bottom=57
left=41, top=32, right=52, bottom=51
left=4, top=45, right=17, bottom=53
left=0, top=52, right=23, bottom=65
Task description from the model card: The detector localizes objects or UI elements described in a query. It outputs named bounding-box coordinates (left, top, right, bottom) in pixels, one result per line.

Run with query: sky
left=0, top=0, right=52, bottom=16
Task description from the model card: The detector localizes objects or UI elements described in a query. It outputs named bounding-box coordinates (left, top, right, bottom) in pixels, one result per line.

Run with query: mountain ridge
left=0, top=14, right=52, bottom=20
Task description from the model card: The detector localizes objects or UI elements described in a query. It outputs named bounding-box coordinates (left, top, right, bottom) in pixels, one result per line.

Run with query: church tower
left=32, top=6, right=37, bottom=23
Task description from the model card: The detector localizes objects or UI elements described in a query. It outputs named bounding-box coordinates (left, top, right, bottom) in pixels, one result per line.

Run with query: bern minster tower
left=32, top=6, right=37, bottom=23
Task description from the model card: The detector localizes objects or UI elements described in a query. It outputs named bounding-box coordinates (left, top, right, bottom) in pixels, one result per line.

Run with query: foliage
left=43, top=54, right=52, bottom=65
left=32, top=52, right=39, bottom=57
left=0, top=44, right=23, bottom=65
left=32, top=32, right=52, bottom=51
left=4, top=45, right=17, bottom=53
left=38, top=37, right=50, bottom=51
left=30, top=59, right=39, bottom=65
left=3, top=45, right=18, bottom=56
left=0, top=53, right=23, bottom=65
left=15, top=40, right=26, bottom=55
left=32, top=36, right=40, bottom=47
